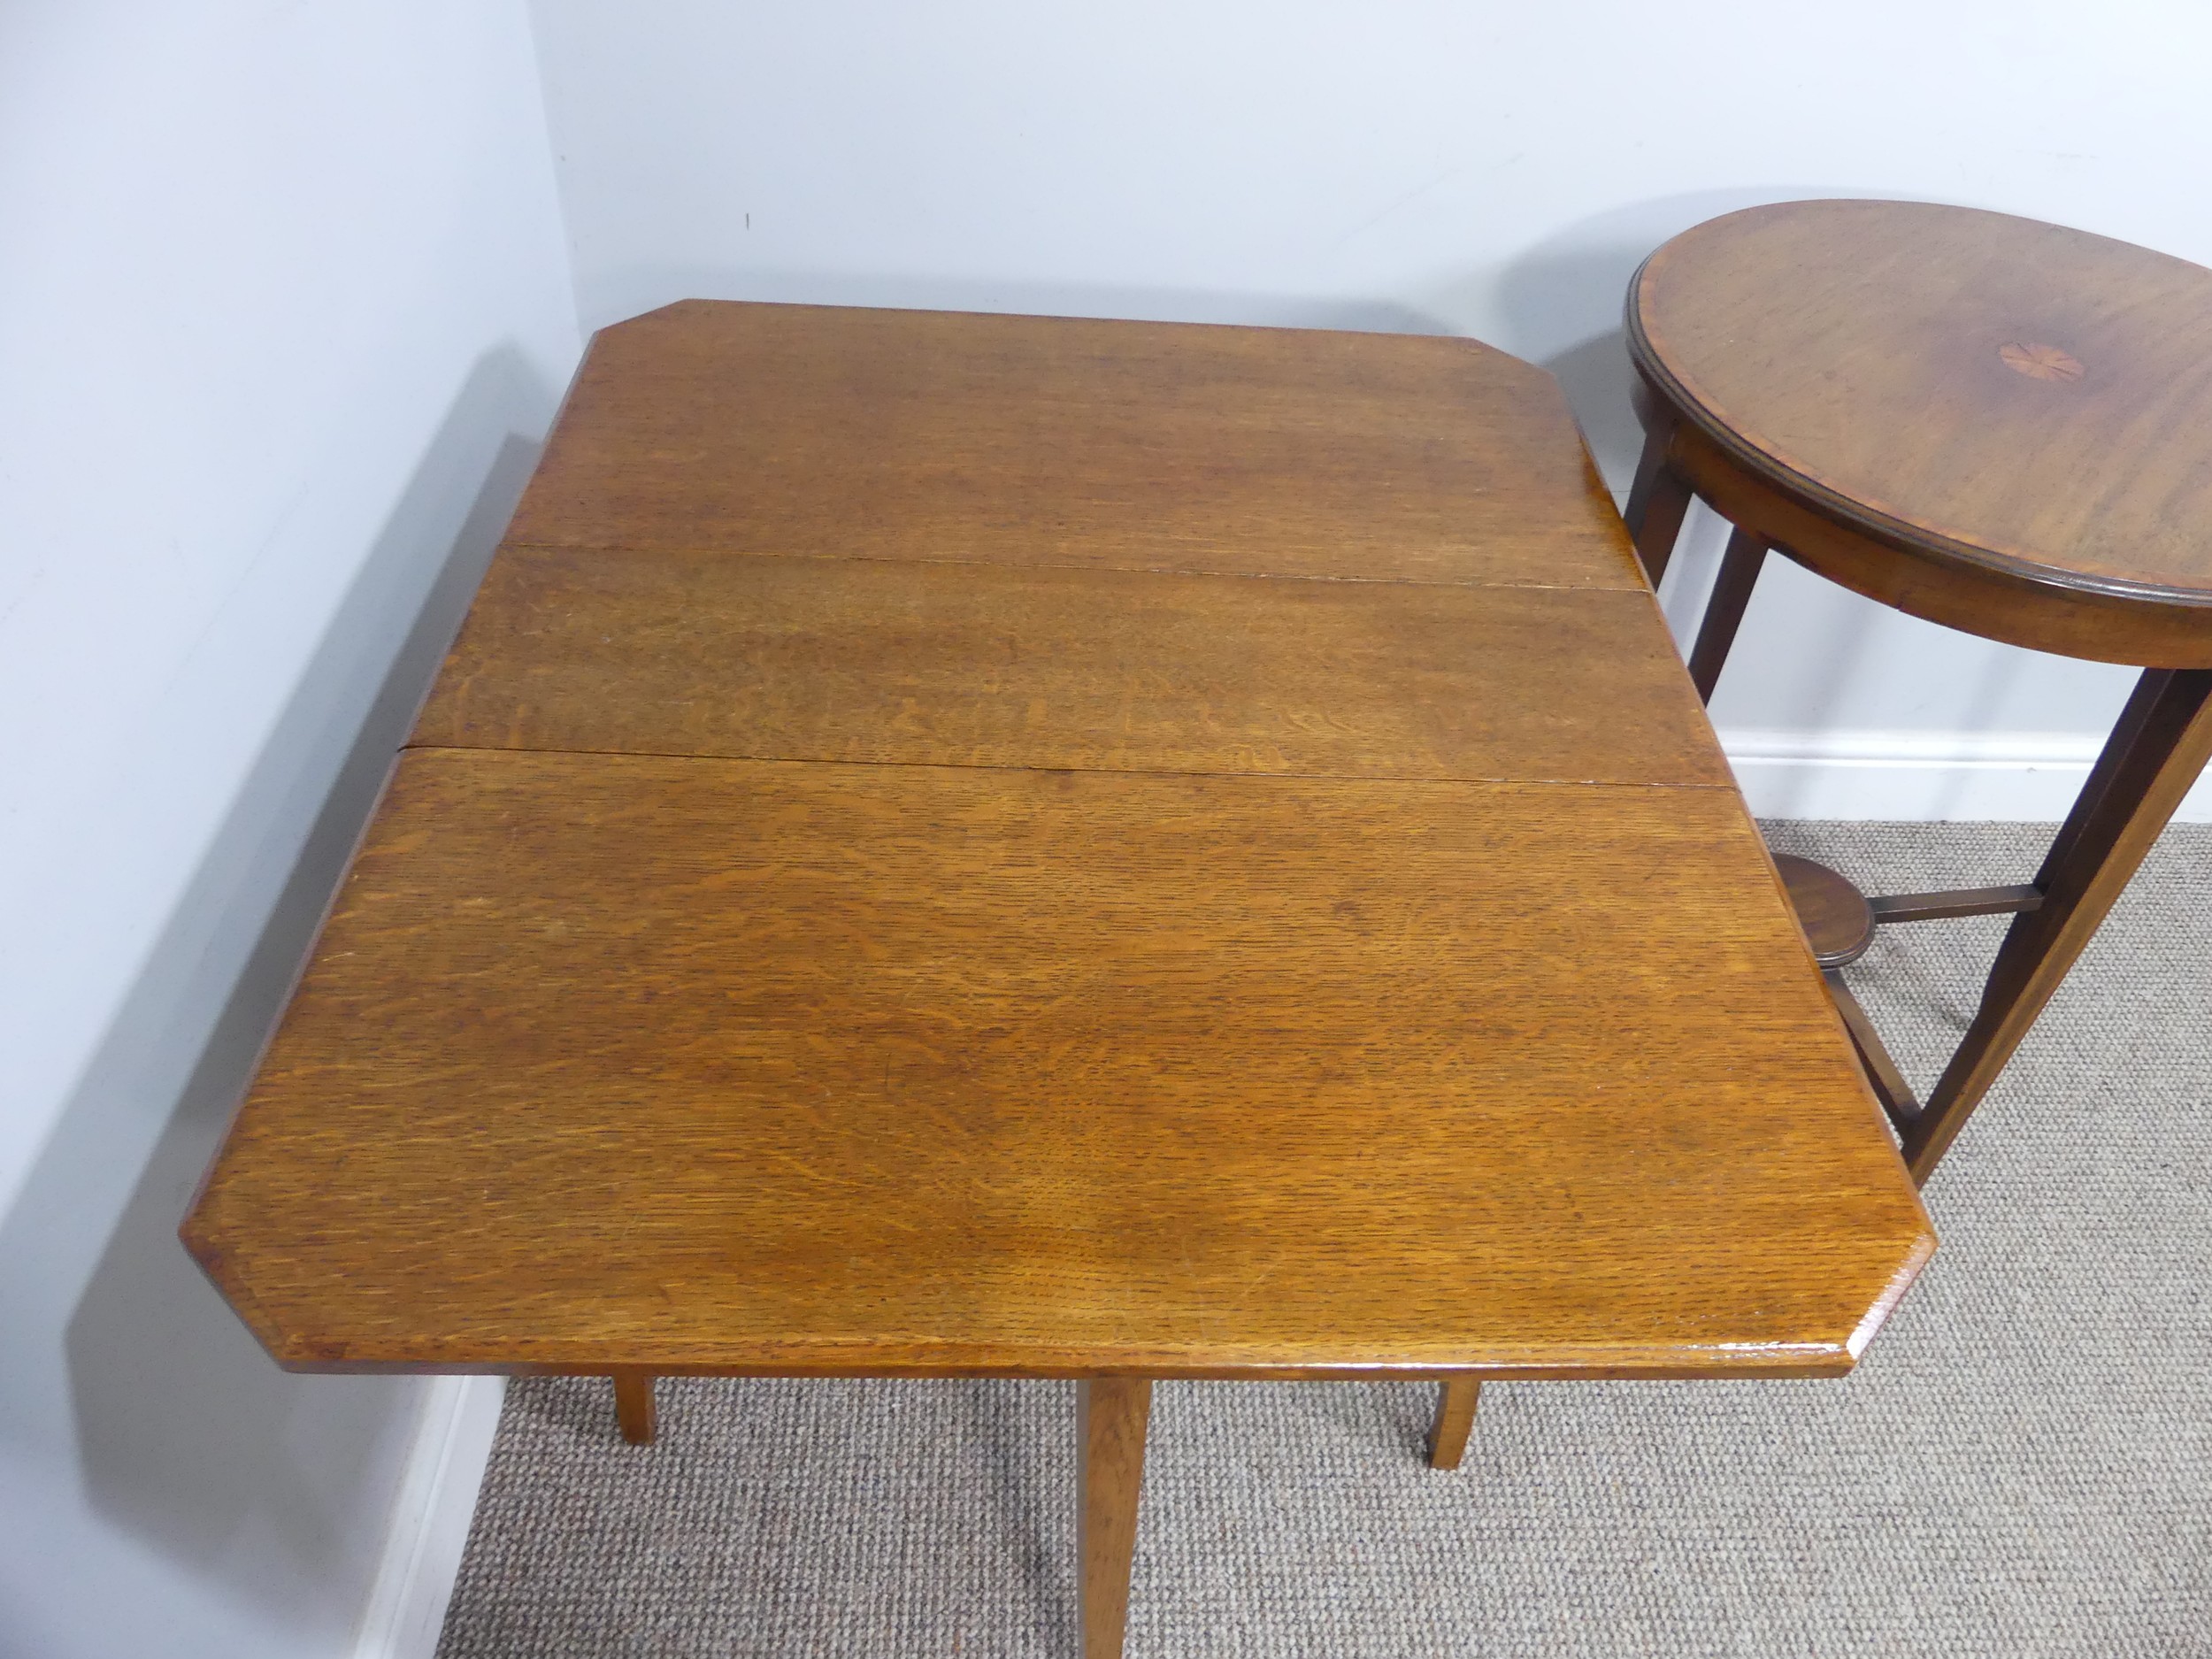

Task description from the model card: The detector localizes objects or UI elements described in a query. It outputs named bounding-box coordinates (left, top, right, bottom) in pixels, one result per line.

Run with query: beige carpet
left=436, top=822, right=2212, bottom=1657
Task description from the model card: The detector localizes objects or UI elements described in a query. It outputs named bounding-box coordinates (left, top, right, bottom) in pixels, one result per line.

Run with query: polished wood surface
left=185, top=746, right=1928, bottom=1377
left=1426, top=1379, right=1482, bottom=1471
left=416, top=546, right=1727, bottom=787
left=1632, top=199, right=2212, bottom=656
left=506, top=300, right=1644, bottom=591
left=192, top=300, right=1927, bottom=1385
left=1629, top=201, right=2212, bottom=1180
left=186, top=299, right=1936, bottom=1649
left=1079, top=1379, right=1151, bottom=1659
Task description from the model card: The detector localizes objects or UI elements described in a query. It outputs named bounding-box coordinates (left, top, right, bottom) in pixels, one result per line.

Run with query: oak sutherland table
left=183, top=302, right=1933, bottom=1656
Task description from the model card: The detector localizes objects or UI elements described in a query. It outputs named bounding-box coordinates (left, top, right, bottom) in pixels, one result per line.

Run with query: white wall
left=530, top=0, right=2212, bottom=820
left=0, top=4, right=577, bottom=1655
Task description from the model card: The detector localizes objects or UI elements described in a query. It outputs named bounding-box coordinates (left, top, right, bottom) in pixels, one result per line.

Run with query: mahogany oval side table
left=1624, top=198, right=2212, bottom=1185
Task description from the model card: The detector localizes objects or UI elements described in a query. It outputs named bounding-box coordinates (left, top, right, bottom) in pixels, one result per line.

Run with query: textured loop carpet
left=436, top=823, right=2212, bottom=1657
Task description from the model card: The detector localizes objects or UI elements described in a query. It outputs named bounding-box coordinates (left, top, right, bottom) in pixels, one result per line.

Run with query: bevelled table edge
left=169, top=1302, right=1928, bottom=1383
left=1631, top=360, right=2212, bottom=666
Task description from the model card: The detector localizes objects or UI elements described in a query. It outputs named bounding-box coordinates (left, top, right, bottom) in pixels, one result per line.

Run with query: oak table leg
left=612, top=1369, right=658, bottom=1445
left=1687, top=529, right=1768, bottom=703
left=1427, top=1379, right=1481, bottom=1470
left=1078, top=1378, right=1152, bottom=1659
left=1623, top=423, right=1694, bottom=590
left=1824, top=969, right=1919, bottom=1130
left=1905, top=667, right=2212, bottom=1181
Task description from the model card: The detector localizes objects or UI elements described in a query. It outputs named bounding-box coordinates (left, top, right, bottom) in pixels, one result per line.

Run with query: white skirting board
left=1720, top=729, right=2212, bottom=823
left=352, top=1376, right=506, bottom=1659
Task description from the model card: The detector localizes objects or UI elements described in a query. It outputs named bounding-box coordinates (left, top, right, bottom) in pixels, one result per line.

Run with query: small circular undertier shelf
left=1776, top=854, right=1875, bottom=969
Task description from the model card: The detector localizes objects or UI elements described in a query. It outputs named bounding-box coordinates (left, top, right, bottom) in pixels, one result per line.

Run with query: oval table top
left=1628, top=199, right=2212, bottom=620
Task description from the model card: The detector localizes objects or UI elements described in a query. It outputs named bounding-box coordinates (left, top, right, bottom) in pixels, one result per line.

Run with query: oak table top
left=184, top=300, right=1932, bottom=1647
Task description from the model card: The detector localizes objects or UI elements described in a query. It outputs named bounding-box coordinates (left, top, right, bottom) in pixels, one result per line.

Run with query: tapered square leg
left=1623, top=421, right=1694, bottom=590
left=1078, top=1378, right=1152, bottom=1659
left=1686, top=529, right=1767, bottom=703
left=612, top=1369, right=658, bottom=1445
left=1427, top=1379, right=1481, bottom=1470
left=1909, top=667, right=2212, bottom=1180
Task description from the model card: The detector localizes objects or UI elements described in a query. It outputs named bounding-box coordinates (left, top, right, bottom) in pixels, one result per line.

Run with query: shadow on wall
left=0, top=347, right=551, bottom=1639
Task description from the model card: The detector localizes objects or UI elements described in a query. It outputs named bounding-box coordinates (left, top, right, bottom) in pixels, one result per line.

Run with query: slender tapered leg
left=1079, top=1378, right=1152, bottom=1659
left=1905, top=668, right=2212, bottom=1182
left=1824, top=969, right=1919, bottom=1130
left=1427, top=1379, right=1481, bottom=1470
left=1687, top=529, right=1768, bottom=703
left=612, top=1370, right=658, bottom=1444
left=1623, top=422, right=1694, bottom=590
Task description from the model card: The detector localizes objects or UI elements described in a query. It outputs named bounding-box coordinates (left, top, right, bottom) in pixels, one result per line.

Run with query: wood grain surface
left=1631, top=199, right=2212, bottom=609
left=183, top=747, right=1931, bottom=1379
left=413, top=546, right=1730, bottom=787
left=187, top=300, right=1932, bottom=1409
left=502, top=301, right=1646, bottom=590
